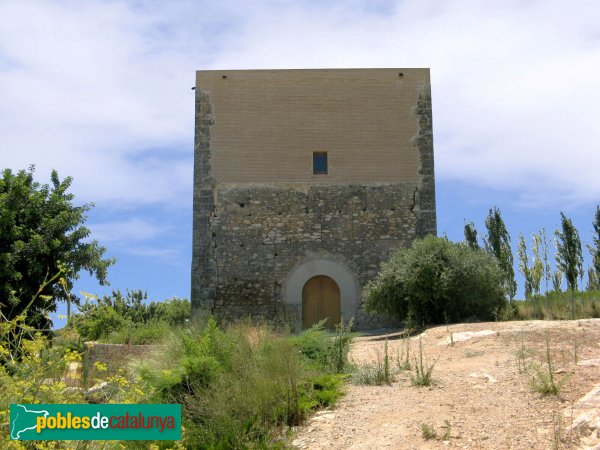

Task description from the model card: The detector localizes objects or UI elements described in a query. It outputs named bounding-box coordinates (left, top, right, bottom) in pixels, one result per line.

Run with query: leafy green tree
left=587, top=205, right=600, bottom=290
left=517, top=234, right=533, bottom=299
left=540, top=228, right=551, bottom=294
left=587, top=267, right=598, bottom=291
left=554, top=212, right=584, bottom=319
left=531, top=233, right=544, bottom=295
left=464, top=221, right=479, bottom=250
left=484, top=207, right=517, bottom=300
left=0, top=167, right=114, bottom=329
left=552, top=268, right=563, bottom=293
left=363, top=236, right=506, bottom=326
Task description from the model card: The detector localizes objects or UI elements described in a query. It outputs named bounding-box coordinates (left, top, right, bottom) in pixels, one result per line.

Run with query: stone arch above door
left=283, top=255, right=360, bottom=329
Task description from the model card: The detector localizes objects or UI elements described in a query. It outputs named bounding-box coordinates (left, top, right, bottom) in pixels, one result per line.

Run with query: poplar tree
left=540, top=228, right=551, bottom=294
left=531, top=233, right=544, bottom=296
left=464, top=222, right=479, bottom=250
left=552, top=268, right=563, bottom=293
left=517, top=235, right=533, bottom=299
left=587, top=206, right=600, bottom=290
left=554, top=212, right=584, bottom=319
left=484, top=207, right=517, bottom=300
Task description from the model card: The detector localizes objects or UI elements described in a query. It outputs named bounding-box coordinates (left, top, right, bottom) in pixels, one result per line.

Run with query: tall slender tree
left=587, top=205, right=600, bottom=290
left=464, top=221, right=479, bottom=250
left=531, top=233, right=544, bottom=296
left=587, top=267, right=598, bottom=291
left=484, top=207, right=517, bottom=300
left=517, top=234, right=533, bottom=298
left=554, top=212, right=584, bottom=319
left=552, top=268, right=563, bottom=293
left=540, top=228, right=551, bottom=294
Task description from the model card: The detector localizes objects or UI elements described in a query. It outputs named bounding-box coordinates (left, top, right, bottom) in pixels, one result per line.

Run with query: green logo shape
left=10, top=404, right=181, bottom=441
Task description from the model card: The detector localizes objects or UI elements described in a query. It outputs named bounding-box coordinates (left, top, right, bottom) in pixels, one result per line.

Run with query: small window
left=313, top=152, right=328, bottom=174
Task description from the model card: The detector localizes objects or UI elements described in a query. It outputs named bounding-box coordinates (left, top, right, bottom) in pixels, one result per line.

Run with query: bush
left=71, top=291, right=190, bottom=342
left=290, top=319, right=353, bottom=373
left=363, top=236, right=507, bottom=326
left=137, top=318, right=350, bottom=448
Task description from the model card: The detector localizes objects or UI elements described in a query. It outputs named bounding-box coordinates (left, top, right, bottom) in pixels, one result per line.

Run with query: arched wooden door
left=302, top=275, right=341, bottom=329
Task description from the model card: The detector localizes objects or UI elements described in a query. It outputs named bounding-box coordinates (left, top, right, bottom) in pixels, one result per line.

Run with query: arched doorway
left=302, top=275, right=341, bottom=329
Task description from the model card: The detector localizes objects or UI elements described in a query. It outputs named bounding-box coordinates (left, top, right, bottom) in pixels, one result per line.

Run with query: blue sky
left=1, top=0, right=599, bottom=327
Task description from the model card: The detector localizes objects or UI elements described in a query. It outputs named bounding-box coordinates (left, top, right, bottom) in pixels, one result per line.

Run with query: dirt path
left=292, top=319, right=600, bottom=449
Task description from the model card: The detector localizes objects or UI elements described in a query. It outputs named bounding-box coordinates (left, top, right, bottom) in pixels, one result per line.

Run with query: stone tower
left=192, top=68, right=436, bottom=330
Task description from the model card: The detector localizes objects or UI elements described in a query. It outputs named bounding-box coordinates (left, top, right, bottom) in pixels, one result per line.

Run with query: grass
left=421, top=423, right=437, bottom=440
left=529, top=331, right=569, bottom=396
left=513, top=289, right=600, bottom=320
left=420, top=420, right=451, bottom=441
left=101, top=320, right=175, bottom=344
left=464, top=350, right=485, bottom=358
left=396, top=331, right=411, bottom=371
left=135, top=318, right=352, bottom=448
left=411, top=336, right=438, bottom=387
left=352, top=338, right=394, bottom=386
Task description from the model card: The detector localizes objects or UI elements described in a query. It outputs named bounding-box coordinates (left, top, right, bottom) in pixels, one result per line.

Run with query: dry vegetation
left=293, top=319, right=600, bottom=449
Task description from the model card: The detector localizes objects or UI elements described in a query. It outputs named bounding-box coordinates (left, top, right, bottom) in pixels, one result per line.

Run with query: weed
left=421, top=423, right=437, bottom=440
left=515, top=332, right=533, bottom=374
left=530, top=331, right=569, bottom=396
left=291, top=319, right=353, bottom=374
left=441, top=420, right=452, bottom=440
left=395, top=331, right=411, bottom=371
left=464, top=350, right=484, bottom=358
left=420, top=420, right=451, bottom=441
left=552, top=409, right=563, bottom=449
left=352, top=338, right=394, bottom=386
left=411, top=336, right=438, bottom=387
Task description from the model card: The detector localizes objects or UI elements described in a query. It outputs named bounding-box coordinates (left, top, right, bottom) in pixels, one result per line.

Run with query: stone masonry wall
left=211, top=183, right=419, bottom=328
left=192, top=70, right=436, bottom=329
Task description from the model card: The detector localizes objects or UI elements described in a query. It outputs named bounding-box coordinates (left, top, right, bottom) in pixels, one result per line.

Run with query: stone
left=191, top=69, right=437, bottom=330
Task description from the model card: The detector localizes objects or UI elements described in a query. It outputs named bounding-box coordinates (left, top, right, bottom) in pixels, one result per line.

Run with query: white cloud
left=89, top=218, right=167, bottom=244
left=0, top=0, right=598, bottom=210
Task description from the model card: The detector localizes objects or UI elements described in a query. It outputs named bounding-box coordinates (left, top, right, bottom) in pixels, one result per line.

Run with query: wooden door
left=302, top=275, right=341, bottom=329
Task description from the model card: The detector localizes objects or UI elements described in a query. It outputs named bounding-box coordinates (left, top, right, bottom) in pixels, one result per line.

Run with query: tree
left=484, top=207, right=517, bottom=300
left=587, top=267, right=598, bottom=291
left=552, top=268, right=563, bottom=293
left=517, top=234, right=533, bottom=299
left=540, top=228, right=551, bottom=294
left=464, top=221, right=479, bottom=250
left=554, top=212, right=583, bottom=319
left=587, top=205, right=600, bottom=290
left=363, top=236, right=506, bottom=326
left=0, top=167, right=114, bottom=329
left=531, top=233, right=543, bottom=296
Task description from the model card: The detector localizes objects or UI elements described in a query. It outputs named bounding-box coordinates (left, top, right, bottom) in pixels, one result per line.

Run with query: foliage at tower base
left=0, top=166, right=114, bottom=330
left=363, top=235, right=506, bottom=326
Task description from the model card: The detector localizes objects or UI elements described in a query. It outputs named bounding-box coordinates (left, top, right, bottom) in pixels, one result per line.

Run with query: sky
left=1, top=0, right=599, bottom=327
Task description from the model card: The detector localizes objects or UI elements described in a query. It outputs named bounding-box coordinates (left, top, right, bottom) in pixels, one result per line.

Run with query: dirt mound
left=293, top=319, right=600, bottom=449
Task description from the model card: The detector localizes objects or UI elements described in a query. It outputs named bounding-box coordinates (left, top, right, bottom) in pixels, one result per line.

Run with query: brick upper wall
left=195, top=68, right=430, bottom=184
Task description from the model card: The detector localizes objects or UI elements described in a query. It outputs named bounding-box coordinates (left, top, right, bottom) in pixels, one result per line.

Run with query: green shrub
left=137, top=318, right=348, bottom=448
left=363, top=235, right=507, bottom=326
left=71, top=292, right=191, bottom=342
left=102, top=320, right=173, bottom=344
left=71, top=304, right=126, bottom=341
left=291, top=319, right=353, bottom=373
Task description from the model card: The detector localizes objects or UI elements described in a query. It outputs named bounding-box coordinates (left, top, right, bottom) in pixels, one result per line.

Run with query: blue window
left=313, top=152, right=328, bottom=174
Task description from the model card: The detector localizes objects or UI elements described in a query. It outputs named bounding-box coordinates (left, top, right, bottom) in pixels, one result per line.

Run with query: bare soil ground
left=292, top=319, right=600, bottom=449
